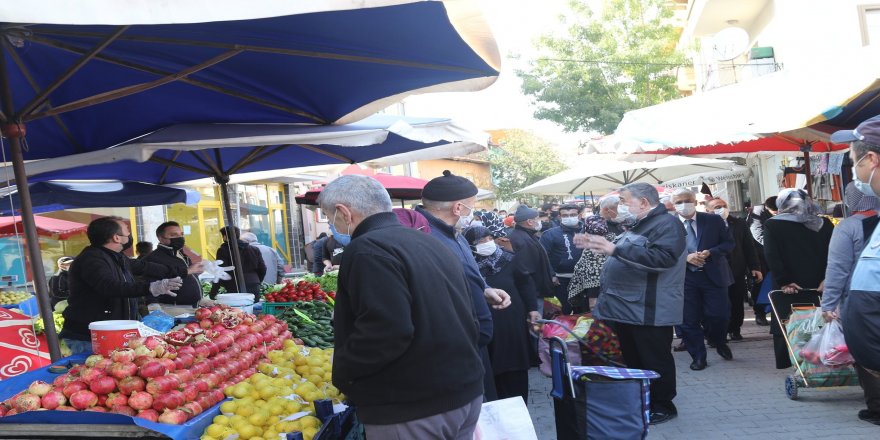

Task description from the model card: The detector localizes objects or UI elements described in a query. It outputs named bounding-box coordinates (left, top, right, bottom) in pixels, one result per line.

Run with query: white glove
left=201, top=260, right=234, bottom=283
left=150, top=277, right=183, bottom=297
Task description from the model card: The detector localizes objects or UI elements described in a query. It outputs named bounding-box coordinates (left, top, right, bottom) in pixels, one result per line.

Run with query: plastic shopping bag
left=818, top=320, right=854, bottom=367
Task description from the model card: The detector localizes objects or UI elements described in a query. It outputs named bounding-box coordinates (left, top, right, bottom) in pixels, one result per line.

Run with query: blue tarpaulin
left=2, top=1, right=500, bottom=160
left=0, top=181, right=200, bottom=216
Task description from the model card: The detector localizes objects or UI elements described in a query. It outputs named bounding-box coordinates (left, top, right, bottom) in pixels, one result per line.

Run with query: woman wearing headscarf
left=822, top=183, right=880, bottom=423
left=463, top=225, right=540, bottom=402
left=763, top=188, right=834, bottom=368
left=567, top=215, right=617, bottom=313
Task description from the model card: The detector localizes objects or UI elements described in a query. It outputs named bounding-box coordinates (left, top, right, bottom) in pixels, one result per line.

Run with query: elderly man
left=509, top=205, right=555, bottom=307
left=598, top=196, right=627, bottom=236
left=60, top=217, right=182, bottom=354
left=320, top=175, right=484, bottom=437
left=576, top=182, right=686, bottom=424
left=706, top=198, right=763, bottom=341
left=673, top=189, right=735, bottom=371
left=241, top=232, right=285, bottom=285
left=141, top=221, right=203, bottom=307
left=415, top=170, right=511, bottom=400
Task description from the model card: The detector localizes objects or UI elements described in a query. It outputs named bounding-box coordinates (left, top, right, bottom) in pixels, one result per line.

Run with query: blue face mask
left=853, top=154, right=879, bottom=197
left=330, top=211, right=352, bottom=246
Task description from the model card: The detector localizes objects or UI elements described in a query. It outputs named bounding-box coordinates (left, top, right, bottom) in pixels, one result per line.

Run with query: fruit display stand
left=0, top=354, right=221, bottom=439
left=0, top=306, right=292, bottom=439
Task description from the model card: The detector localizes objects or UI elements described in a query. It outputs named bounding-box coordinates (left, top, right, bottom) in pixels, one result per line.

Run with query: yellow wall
left=414, top=159, right=494, bottom=208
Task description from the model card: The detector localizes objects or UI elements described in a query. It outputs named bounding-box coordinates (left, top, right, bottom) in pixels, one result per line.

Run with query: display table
left=0, top=354, right=221, bottom=440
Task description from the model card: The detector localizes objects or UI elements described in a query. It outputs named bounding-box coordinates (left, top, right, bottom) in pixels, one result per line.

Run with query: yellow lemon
left=302, top=426, right=319, bottom=440
left=235, top=405, right=255, bottom=418
left=205, top=424, right=227, bottom=438
left=285, top=400, right=302, bottom=413
left=213, top=414, right=230, bottom=426
left=248, top=412, right=269, bottom=427
left=299, top=416, right=321, bottom=430
left=220, top=401, right=237, bottom=414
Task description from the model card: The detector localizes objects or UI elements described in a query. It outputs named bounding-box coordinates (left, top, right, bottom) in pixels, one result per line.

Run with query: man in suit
left=707, top=198, right=764, bottom=341
left=672, top=189, right=735, bottom=371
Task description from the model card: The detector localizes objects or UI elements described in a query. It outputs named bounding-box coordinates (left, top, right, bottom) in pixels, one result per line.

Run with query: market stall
left=0, top=268, right=352, bottom=440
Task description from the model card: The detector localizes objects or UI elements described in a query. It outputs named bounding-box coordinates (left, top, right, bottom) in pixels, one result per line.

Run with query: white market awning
left=661, top=165, right=752, bottom=189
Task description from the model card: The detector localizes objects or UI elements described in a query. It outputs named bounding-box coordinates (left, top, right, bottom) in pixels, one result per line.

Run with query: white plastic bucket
left=216, top=293, right=255, bottom=314
left=89, top=320, right=141, bottom=356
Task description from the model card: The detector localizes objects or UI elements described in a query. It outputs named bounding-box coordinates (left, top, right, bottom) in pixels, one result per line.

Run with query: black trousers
left=607, top=322, right=677, bottom=413
left=494, top=370, right=529, bottom=402
left=554, top=278, right=573, bottom=315
left=857, top=364, right=880, bottom=413
left=728, top=274, right=747, bottom=333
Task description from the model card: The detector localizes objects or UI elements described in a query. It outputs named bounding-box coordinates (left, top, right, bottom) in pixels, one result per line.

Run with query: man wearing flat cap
left=416, top=170, right=511, bottom=400
left=509, top=205, right=555, bottom=311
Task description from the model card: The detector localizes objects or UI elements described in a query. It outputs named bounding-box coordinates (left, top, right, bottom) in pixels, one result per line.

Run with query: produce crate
left=262, top=301, right=298, bottom=317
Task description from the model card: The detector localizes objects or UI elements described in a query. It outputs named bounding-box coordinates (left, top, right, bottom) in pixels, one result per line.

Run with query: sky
left=402, top=0, right=587, bottom=155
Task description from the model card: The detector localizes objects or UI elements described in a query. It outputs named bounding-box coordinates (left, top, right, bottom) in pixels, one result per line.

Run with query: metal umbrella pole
left=215, top=175, right=246, bottom=293
left=0, top=53, right=61, bottom=361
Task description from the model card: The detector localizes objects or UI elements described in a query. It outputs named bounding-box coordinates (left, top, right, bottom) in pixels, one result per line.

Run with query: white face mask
left=616, top=204, right=636, bottom=223
left=474, top=241, right=497, bottom=256
left=456, top=203, right=474, bottom=229
left=560, top=217, right=579, bottom=228
left=675, top=202, right=696, bottom=217
left=714, top=207, right=729, bottom=219
left=532, top=219, right=543, bottom=231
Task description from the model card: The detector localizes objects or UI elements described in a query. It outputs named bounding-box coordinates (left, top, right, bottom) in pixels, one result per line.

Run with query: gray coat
left=594, top=204, right=687, bottom=327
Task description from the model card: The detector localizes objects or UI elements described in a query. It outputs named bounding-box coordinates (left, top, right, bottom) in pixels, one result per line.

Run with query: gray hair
left=599, top=196, right=619, bottom=209
left=672, top=188, right=696, bottom=198
left=851, top=140, right=880, bottom=159
left=620, top=182, right=660, bottom=206
left=317, top=175, right=393, bottom=217
left=421, top=199, right=456, bottom=212
left=240, top=232, right=258, bottom=244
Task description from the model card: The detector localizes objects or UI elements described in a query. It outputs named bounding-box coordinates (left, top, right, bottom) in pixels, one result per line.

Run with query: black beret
left=422, top=170, right=478, bottom=202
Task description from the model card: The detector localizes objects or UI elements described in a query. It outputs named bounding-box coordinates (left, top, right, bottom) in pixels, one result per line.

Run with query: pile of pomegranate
left=0, top=305, right=291, bottom=425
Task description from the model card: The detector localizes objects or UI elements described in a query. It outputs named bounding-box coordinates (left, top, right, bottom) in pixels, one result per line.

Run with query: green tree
left=490, top=130, right=565, bottom=202
left=518, top=0, right=685, bottom=134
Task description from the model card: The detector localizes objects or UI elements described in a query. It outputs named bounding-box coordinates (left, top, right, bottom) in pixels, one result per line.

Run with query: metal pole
left=216, top=176, right=246, bottom=293
left=800, top=145, right=813, bottom=198
left=0, top=48, right=61, bottom=361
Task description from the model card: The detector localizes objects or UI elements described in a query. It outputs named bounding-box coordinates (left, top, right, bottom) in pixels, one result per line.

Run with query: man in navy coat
left=672, top=189, right=735, bottom=371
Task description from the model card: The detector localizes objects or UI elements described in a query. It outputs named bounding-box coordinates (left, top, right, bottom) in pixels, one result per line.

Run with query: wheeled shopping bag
left=546, top=328, right=659, bottom=439
left=768, top=290, right=859, bottom=400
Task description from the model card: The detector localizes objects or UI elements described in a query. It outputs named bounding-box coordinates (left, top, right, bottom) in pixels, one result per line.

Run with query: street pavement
left=526, top=310, right=880, bottom=439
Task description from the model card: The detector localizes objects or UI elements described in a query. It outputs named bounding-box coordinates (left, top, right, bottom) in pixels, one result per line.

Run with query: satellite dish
left=711, top=27, right=750, bottom=61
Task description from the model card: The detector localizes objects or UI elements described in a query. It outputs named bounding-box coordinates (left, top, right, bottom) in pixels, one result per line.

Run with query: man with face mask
left=672, top=188, right=735, bottom=371
left=319, top=175, right=485, bottom=438
left=574, top=182, right=686, bottom=424
left=834, top=116, right=880, bottom=409
left=509, top=205, right=555, bottom=309
left=540, top=204, right=585, bottom=314
left=416, top=170, right=511, bottom=401
left=707, top=198, right=762, bottom=341
left=141, top=221, right=204, bottom=307
left=209, top=226, right=267, bottom=299
left=598, top=196, right=627, bottom=236
left=60, top=217, right=183, bottom=354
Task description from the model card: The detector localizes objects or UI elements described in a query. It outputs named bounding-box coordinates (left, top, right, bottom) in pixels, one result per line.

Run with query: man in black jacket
left=707, top=198, right=763, bottom=341
left=509, top=206, right=554, bottom=311
left=209, top=226, right=266, bottom=299
left=540, top=204, right=585, bottom=314
left=59, top=217, right=182, bottom=354
left=142, top=221, right=203, bottom=307
left=319, top=175, right=484, bottom=438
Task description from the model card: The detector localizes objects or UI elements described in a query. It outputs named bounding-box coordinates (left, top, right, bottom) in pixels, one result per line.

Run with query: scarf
left=475, top=246, right=514, bottom=277
left=480, top=212, right=507, bottom=238
left=773, top=188, right=824, bottom=232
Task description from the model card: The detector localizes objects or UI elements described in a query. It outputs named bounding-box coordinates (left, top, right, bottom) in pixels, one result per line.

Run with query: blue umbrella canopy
left=1, top=0, right=500, bottom=159
left=0, top=181, right=200, bottom=216
left=8, top=115, right=488, bottom=184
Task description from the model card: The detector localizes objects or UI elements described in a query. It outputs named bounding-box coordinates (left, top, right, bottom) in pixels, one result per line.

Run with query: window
left=859, top=4, right=880, bottom=45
